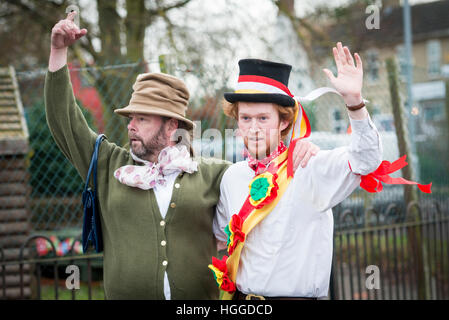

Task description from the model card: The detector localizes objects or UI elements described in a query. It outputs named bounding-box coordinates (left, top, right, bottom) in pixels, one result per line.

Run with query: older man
left=45, top=12, right=319, bottom=299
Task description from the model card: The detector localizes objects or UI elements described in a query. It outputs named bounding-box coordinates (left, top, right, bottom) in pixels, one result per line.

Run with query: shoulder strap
left=82, top=134, right=106, bottom=253
left=84, top=134, right=106, bottom=192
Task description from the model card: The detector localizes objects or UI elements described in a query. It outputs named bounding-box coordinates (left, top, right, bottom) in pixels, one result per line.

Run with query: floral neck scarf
left=114, top=144, right=198, bottom=190
left=246, top=141, right=287, bottom=176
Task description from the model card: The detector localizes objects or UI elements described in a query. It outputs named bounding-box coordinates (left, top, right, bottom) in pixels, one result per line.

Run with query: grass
left=38, top=279, right=105, bottom=300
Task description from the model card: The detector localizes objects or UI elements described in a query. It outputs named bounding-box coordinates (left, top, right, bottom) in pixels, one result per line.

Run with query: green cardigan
left=44, top=65, right=231, bottom=299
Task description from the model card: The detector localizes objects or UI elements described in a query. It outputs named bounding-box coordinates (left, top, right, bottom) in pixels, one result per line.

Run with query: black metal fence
left=1, top=201, right=448, bottom=300
left=0, top=235, right=103, bottom=300
left=330, top=200, right=449, bottom=300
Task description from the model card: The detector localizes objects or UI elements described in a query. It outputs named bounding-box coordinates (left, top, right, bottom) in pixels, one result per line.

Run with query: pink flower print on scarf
left=114, top=144, right=198, bottom=190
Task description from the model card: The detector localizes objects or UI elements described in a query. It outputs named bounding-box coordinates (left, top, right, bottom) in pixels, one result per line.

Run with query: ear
left=279, top=119, right=289, bottom=132
left=167, top=118, right=179, bottom=131
left=166, top=119, right=179, bottom=140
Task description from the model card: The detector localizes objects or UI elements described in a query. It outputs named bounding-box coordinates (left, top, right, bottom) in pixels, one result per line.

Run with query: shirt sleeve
left=346, top=115, right=383, bottom=175
left=294, top=114, right=383, bottom=212
left=213, top=169, right=232, bottom=243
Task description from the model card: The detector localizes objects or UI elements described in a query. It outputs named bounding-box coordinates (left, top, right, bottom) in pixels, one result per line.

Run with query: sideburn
left=135, top=122, right=169, bottom=160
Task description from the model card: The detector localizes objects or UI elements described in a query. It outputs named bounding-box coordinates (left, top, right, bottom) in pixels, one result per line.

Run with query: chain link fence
left=0, top=58, right=447, bottom=235
left=0, top=56, right=448, bottom=300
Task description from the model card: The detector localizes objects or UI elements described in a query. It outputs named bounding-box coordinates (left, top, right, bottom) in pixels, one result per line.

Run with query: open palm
left=323, top=42, right=363, bottom=100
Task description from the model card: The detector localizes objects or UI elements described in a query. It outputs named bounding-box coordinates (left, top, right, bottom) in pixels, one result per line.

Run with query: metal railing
left=1, top=202, right=448, bottom=300
left=330, top=201, right=449, bottom=300
left=0, top=235, right=103, bottom=300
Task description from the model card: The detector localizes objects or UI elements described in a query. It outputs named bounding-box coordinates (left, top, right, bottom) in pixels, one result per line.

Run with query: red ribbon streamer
left=360, top=155, right=432, bottom=193
left=287, top=138, right=300, bottom=178
left=289, top=142, right=431, bottom=194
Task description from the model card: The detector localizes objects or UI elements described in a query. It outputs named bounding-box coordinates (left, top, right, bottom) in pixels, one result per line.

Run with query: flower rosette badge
left=224, top=215, right=245, bottom=255
left=208, top=256, right=236, bottom=293
left=248, top=171, right=279, bottom=209
left=208, top=169, right=281, bottom=296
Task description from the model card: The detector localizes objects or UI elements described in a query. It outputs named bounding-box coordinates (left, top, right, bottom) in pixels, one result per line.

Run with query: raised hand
left=51, top=11, right=87, bottom=50
left=322, top=42, right=363, bottom=106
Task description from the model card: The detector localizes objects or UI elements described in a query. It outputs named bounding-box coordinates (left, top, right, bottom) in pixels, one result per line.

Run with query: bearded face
left=127, top=114, right=170, bottom=161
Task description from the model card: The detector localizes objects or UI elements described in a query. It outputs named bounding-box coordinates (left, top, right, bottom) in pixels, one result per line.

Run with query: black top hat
left=224, top=59, right=296, bottom=107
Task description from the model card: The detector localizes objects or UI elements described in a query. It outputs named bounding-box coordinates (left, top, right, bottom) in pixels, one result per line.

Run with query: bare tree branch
left=2, top=0, right=99, bottom=61
left=273, top=0, right=331, bottom=61
left=157, top=7, right=180, bottom=53
left=148, top=0, right=192, bottom=16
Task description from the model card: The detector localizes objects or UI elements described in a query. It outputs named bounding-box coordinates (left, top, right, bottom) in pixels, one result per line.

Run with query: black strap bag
left=82, top=134, right=105, bottom=253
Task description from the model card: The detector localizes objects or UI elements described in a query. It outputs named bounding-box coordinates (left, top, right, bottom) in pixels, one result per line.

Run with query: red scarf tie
left=246, top=142, right=287, bottom=175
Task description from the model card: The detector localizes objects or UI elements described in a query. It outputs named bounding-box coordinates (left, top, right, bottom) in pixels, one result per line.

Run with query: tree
left=1, top=0, right=193, bottom=144
left=1, top=0, right=284, bottom=142
left=273, top=0, right=376, bottom=69
left=273, top=0, right=332, bottom=61
left=0, top=0, right=193, bottom=65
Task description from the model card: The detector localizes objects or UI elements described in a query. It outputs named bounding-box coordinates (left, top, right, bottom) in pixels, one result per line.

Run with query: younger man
left=211, top=43, right=383, bottom=299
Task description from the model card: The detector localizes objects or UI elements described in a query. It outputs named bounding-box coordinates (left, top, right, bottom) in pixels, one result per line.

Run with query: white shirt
left=154, top=171, right=179, bottom=300
left=213, top=116, right=383, bottom=298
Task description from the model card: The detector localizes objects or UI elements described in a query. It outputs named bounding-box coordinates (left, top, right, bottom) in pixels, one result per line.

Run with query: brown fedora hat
left=115, top=72, right=195, bottom=129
